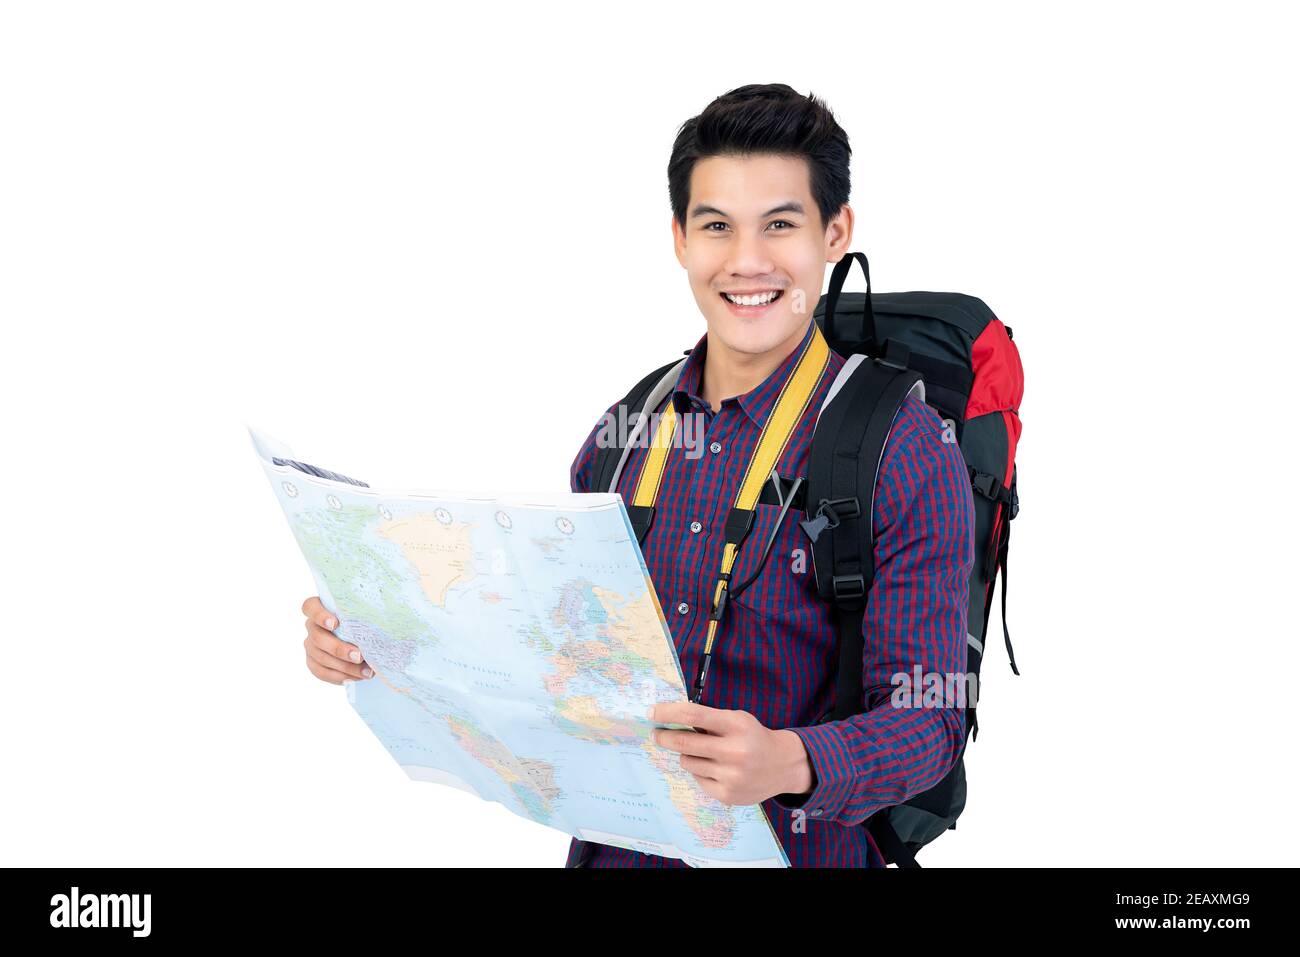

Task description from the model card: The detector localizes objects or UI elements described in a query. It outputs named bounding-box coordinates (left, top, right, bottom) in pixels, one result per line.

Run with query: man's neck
left=699, top=320, right=811, bottom=413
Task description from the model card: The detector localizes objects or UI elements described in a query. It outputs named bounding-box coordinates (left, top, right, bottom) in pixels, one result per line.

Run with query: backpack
left=591, top=251, right=1024, bottom=867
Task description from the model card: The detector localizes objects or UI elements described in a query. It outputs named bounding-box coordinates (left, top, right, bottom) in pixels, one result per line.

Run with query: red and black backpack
left=808, top=252, right=1023, bottom=865
left=591, top=252, right=1025, bottom=866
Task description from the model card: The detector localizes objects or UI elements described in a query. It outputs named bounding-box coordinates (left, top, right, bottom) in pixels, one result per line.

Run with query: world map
left=252, top=428, right=789, bottom=867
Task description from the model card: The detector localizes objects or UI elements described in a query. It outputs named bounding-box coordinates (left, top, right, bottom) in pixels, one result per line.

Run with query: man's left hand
left=651, top=700, right=814, bottom=806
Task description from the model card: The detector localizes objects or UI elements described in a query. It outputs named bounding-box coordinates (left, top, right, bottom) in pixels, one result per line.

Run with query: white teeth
left=724, top=291, right=779, bottom=306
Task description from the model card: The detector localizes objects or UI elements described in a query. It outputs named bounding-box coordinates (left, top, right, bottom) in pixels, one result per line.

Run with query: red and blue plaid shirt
left=565, top=317, right=974, bottom=867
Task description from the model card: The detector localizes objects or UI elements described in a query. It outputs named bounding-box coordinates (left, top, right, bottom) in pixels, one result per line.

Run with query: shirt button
left=689, top=520, right=702, bottom=534
left=709, top=441, right=722, bottom=455
left=676, top=602, right=690, bottom=615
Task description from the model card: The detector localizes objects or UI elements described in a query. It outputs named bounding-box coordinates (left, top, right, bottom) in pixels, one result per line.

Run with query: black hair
left=667, top=83, right=851, bottom=232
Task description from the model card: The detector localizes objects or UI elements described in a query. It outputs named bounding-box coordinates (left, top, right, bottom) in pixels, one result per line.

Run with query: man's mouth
left=719, top=289, right=783, bottom=308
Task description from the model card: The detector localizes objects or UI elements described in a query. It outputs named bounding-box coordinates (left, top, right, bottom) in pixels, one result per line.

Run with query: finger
left=304, top=632, right=373, bottom=679
left=301, top=595, right=339, bottom=632
left=305, top=654, right=358, bottom=686
left=304, top=621, right=365, bottom=667
left=652, top=700, right=734, bottom=733
left=678, top=754, right=721, bottom=781
left=653, top=726, right=722, bottom=759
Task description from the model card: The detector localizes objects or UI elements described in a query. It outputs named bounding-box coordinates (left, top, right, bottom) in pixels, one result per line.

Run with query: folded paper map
left=249, top=427, right=789, bottom=867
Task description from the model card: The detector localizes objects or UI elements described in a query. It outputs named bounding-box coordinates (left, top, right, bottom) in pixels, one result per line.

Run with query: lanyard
left=630, top=322, right=831, bottom=703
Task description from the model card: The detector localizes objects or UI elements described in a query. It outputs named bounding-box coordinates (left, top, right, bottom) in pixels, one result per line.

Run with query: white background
left=2, top=1, right=1295, bottom=867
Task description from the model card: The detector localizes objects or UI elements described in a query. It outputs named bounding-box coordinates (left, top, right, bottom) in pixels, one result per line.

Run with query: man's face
left=673, top=153, right=852, bottom=358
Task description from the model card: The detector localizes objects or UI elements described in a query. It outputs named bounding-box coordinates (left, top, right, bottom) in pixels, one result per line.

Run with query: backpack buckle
left=821, top=496, right=860, bottom=522
left=832, top=573, right=866, bottom=601
left=971, top=470, right=1000, bottom=500
left=800, top=496, right=861, bottom=543
left=874, top=338, right=911, bottom=371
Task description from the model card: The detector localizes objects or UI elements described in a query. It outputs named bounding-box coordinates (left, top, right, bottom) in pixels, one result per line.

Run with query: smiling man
left=564, top=83, right=975, bottom=868
left=294, top=82, right=973, bottom=868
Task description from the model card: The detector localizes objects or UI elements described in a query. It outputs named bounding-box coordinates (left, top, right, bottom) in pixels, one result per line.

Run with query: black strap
left=902, top=351, right=973, bottom=399
left=826, top=371, right=920, bottom=623
left=804, top=360, right=922, bottom=726
left=591, top=358, right=683, bottom=498
left=868, top=814, right=921, bottom=868
left=822, top=253, right=877, bottom=353
left=626, top=504, right=656, bottom=545
left=999, top=518, right=1019, bottom=675
left=831, top=598, right=866, bottom=725
left=806, top=359, right=922, bottom=717
left=805, top=361, right=904, bottom=605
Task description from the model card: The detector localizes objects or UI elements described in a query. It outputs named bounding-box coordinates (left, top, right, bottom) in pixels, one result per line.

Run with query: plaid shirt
left=565, top=318, right=974, bottom=867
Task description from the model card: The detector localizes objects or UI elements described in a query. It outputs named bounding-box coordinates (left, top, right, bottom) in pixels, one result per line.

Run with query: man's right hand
left=301, top=596, right=374, bottom=685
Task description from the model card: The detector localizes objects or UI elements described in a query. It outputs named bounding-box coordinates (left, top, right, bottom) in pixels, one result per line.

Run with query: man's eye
left=768, top=220, right=795, bottom=230
left=705, top=222, right=729, bottom=232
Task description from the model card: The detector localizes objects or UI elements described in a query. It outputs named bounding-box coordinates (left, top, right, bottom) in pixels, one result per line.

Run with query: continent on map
left=444, top=714, right=562, bottom=824
left=525, top=579, right=684, bottom=748
left=378, top=515, right=477, bottom=607
left=643, top=738, right=739, bottom=849
left=290, top=505, right=435, bottom=647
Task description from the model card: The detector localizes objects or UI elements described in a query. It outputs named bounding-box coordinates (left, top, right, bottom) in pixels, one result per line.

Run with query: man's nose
left=723, top=229, right=777, bottom=279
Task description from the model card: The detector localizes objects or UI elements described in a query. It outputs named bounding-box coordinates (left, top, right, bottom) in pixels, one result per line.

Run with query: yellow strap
left=627, top=323, right=831, bottom=659
left=704, top=326, right=829, bottom=653
left=630, top=396, right=678, bottom=507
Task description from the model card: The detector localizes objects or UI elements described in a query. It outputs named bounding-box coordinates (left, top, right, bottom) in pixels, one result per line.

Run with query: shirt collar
left=671, top=318, right=819, bottom=428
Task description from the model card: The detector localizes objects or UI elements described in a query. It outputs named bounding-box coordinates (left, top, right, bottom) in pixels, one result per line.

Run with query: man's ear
left=672, top=215, right=687, bottom=267
left=825, top=203, right=854, bottom=260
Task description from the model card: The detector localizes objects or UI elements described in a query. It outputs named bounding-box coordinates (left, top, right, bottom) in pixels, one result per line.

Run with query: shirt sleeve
left=772, top=396, right=975, bottom=826
left=569, top=398, right=623, bottom=494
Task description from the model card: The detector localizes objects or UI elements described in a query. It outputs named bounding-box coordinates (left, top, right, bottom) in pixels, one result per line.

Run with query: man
left=300, top=84, right=974, bottom=867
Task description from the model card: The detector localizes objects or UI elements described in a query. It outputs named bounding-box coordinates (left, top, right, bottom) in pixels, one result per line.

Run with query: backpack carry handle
left=823, top=252, right=878, bottom=352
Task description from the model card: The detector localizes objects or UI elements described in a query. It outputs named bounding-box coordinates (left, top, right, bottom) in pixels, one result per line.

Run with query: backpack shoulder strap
left=801, top=355, right=924, bottom=722
left=801, top=355, right=925, bottom=869
left=591, top=357, right=689, bottom=495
